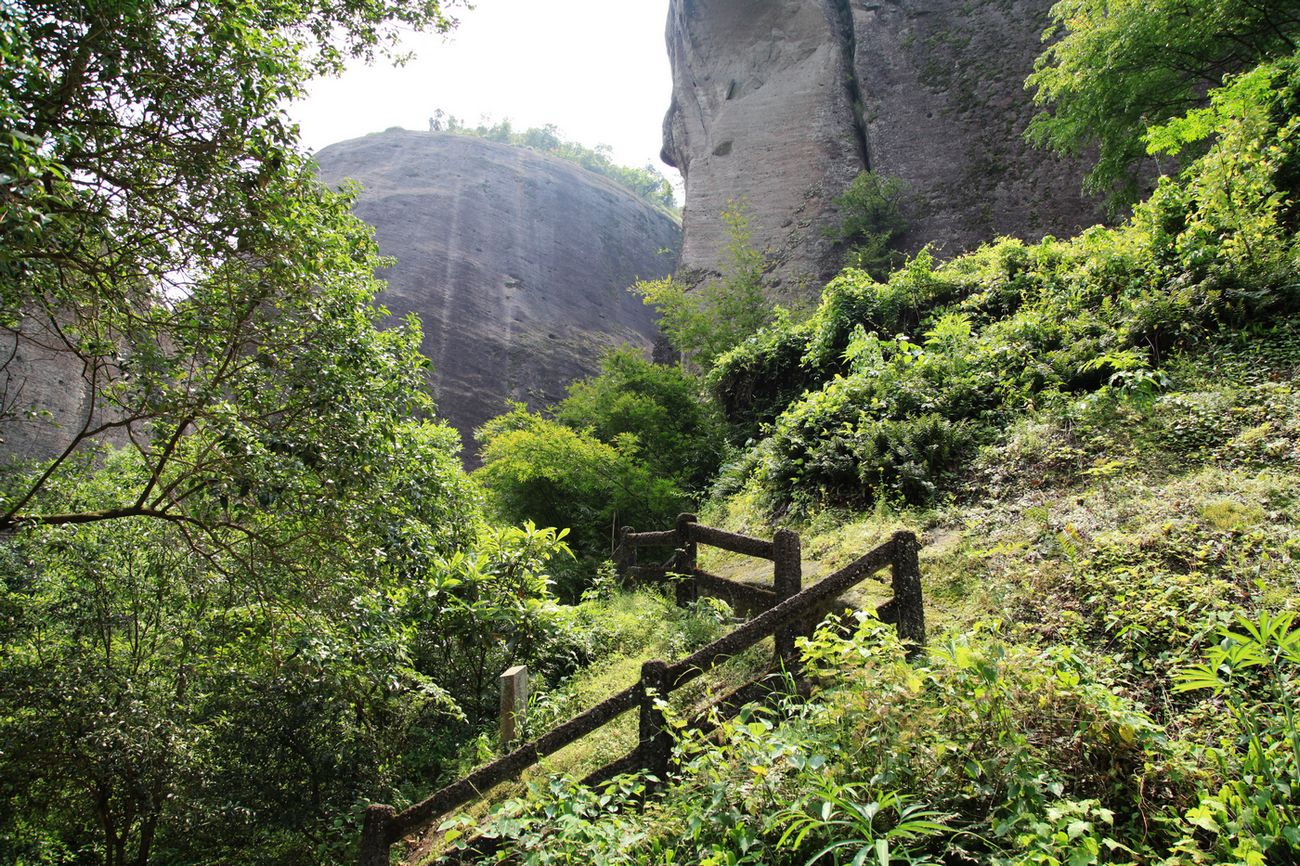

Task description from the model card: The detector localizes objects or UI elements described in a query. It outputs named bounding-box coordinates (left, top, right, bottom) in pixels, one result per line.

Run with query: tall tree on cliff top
left=1027, top=0, right=1300, bottom=207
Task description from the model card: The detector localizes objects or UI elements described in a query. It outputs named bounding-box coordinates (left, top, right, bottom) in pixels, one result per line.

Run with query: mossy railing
left=358, top=522, right=924, bottom=866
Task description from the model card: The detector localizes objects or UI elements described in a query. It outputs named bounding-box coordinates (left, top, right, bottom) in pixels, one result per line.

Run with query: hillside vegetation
left=431, top=114, right=680, bottom=214
left=3, top=0, right=1299, bottom=865
left=454, top=28, right=1300, bottom=866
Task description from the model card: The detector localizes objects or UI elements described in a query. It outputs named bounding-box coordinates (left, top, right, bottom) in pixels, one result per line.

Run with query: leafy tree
left=0, top=3, right=603, bottom=864
left=0, top=476, right=580, bottom=865
left=632, top=203, right=772, bottom=370
left=0, top=0, right=461, bottom=536
left=0, top=418, right=491, bottom=864
left=1027, top=0, right=1300, bottom=206
left=826, top=171, right=908, bottom=280
left=474, top=405, right=687, bottom=596
left=407, top=522, right=580, bottom=728
left=555, top=348, right=727, bottom=492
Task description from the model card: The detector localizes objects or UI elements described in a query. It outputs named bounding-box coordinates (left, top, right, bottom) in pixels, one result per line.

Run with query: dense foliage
left=446, top=605, right=1300, bottom=866
left=826, top=171, right=909, bottom=280
left=1027, top=0, right=1300, bottom=206
left=474, top=347, right=730, bottom=597
left=431, top=313, right=1300, bottom=866
left=0, top=3, right=602, bottom=864
left=473, top=405, right=688, bottom=598
left=0, top=500, right=583, bottom=865
left=7, top=0, right=1300, bottom=863
left=555, top=348, right=727, bottom=494
left=431, top=113, right=679, bottom=212
left=715, top=50, right=1300, bottom=513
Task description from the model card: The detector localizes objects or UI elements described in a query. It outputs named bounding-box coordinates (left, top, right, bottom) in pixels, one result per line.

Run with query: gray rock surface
left=315, top=130, right=681, bottom=455
left=1, top=133, right=679, bottom=468
left=663, top=0, right=1105, bottom=296
left=662, top=0, right=864, bottom=297
left=0, top=317, right=102, bottom=465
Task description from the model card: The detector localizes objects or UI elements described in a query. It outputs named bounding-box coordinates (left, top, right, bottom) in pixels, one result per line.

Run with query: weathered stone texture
left=851, top=0, right=1101, bottom=254
left=0, top=318, right=98, bottom=465
left=664, top=0, right=1105, bottom=296
left=315, top=131, right=681, bottom=455
left=663, top=0, right=864, bottom=297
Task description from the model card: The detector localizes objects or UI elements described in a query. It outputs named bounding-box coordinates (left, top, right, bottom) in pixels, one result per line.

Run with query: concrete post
left=889, top=531, right=927, bottom=656
left=675, top=513, right=698, bottom=568
left=772, top=529, right=803, bottom=664
left=358, top=804, right=395, bottom=866
left=638, top=659, right=671, bottom=790
left=672, top=547, right=697, bottom=606
left=499, top=665, right=529, bottom=748
left=614, top=526, right=634, bottom=577
left=674, top=514, right=699, bottom=606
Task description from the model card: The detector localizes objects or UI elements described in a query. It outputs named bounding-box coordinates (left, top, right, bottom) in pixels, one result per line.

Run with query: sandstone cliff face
left=662, top=0, right=864, bottom=295
left=1, top=132, right=677, bottom=467
left=0, top=318, right=100, bottom=465
left=315, top=130, right=681, bottom=453
left=663, top=0, right=1104, bottom=294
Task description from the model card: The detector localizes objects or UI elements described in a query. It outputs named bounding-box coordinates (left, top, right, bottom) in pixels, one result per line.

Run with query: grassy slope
left=408, top=589, right=774, bottom=864
left=415, top=327, right=1299, bottom=866
left=416, top=55, right=1300, bottom=866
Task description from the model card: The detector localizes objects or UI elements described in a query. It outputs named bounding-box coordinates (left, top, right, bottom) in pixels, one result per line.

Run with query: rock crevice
left=828, top=0, right=871, bottom=171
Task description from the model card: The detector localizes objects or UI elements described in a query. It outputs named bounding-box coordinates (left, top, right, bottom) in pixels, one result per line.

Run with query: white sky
left=292, top=0, right=681, bottom=188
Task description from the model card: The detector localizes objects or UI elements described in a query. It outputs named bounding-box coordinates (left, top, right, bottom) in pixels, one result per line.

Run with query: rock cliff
left=315, top=130, right=681, bottom=454
left=0, top=318, right=105, bottom=465
left=663, top=0, right=1104, bottom=295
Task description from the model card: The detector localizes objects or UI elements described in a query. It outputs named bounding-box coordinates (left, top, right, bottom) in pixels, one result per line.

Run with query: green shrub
left=709, top=310, right=819, bottom=446
left=757, top=320, right=991, bottom=511
left=442, top=615, right=1177, bottom=866
left=826, top=171, right=909, bottom=280
left=1167, top=612, right=1300, bottom=864
left=556, top=348, right=728, bottom=492
left=633, top=203, right=772, bottom=371
left=474, top=405, right=687, bottom=596
left=711, top=251, right=967, bottom=443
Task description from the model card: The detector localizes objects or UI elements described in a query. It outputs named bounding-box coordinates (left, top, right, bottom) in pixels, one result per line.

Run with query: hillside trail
left=398, top=532, right=913, bottom=866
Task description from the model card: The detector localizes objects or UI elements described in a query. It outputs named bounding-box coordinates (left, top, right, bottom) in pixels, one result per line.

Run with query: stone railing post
left=358, top=804, right=395, bottom=866
left=772, top=529, right=802, bottom=664
left=889, top=531, right=926, bottom=655
left=674, top=513, right=698, bottom=567
left=673, top=513, right=699, bottom=606
left=614, top=526, right=635, bottom=577
left=638, top=659, right=671, bottom=791
left=670, top=548, right=694, bottom=606
left=499, top=665, right=529, bottom=748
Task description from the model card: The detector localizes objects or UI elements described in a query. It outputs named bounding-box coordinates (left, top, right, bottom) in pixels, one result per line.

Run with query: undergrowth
left=437, top=611, right=1300, bottom=866
left=422, top=320, right=1300, bottom=864
left=414, top=52, right=1300, bottom=866
left=425, top=377, right=1300, bottom=848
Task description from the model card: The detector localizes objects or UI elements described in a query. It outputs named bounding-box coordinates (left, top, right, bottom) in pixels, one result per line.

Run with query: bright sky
left=292, top=0, right=681, bottom=188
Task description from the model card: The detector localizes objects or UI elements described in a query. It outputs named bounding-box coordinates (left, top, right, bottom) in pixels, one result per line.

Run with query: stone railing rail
left=358, top=520, right=925, bottom=866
